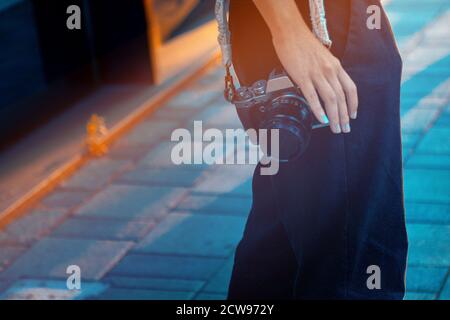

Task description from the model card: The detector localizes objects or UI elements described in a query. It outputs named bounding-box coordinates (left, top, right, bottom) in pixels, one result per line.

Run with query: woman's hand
left=254, top=0, right=358, bottom=134
left=272, top=32, right=358, bottom=133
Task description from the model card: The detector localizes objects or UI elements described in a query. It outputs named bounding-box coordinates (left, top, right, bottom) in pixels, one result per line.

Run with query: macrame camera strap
left=309, top=0, right=332, bottom=47
left=215, top=0, right=332, bottom=101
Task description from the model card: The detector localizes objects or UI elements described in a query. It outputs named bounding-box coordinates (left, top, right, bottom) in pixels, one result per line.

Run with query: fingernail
left=343, top=123, right=351, bottom=133
left=351, top=112, right=358, bottom=119
left=321, top=113, right=329, bottom=124
left=334, top=124, right=342, bottom=134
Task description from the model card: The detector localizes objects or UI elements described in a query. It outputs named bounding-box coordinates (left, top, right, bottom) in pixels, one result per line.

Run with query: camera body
left=232, top=69, right=326, bottom=162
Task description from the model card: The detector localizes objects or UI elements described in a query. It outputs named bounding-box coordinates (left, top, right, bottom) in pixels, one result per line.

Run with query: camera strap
left=215, top=0, right=236, bottom=102
left=215, top=0, right=332, bottom=102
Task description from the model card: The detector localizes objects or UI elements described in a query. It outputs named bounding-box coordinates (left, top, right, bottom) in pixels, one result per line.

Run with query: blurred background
left=0, top=0, right=218, bottom=216
left=0, top=0, right=448, bottom=300
left=0, top=0, right=216, bottom=144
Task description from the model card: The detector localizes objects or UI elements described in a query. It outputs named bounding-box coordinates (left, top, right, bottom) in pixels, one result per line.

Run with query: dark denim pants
left=227, top=0, right=408, bottom=300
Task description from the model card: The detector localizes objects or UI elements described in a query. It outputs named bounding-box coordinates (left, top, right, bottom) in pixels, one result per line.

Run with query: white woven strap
left=309, top=0, right=332, bottom=47
left=215, top=0, right=332, bottom=66
left=215, top=0, right=233, bottom=67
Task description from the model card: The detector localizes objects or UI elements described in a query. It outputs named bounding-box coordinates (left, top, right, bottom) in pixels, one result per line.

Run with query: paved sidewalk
left=0, top=0, right=449, bottom=300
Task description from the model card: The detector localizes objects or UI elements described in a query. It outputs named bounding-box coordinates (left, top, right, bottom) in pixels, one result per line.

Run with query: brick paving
left=0, top=0, right=449, bottom=300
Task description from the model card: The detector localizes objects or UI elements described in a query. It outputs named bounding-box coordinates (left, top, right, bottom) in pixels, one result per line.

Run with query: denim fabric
left=228, top=0, right=408, bottom=300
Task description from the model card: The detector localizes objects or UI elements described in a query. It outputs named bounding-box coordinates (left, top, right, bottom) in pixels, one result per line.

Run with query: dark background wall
left=0, top=0, right=152, bottom=147
left=0, top=0, right=46, bottom=111
left=0, top=0, right=213, bottom=147
left=87, top=0, right=152, bottom=83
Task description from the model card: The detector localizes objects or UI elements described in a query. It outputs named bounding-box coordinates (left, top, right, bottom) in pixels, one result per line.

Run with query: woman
left=227, top=0, right=408, bottom=299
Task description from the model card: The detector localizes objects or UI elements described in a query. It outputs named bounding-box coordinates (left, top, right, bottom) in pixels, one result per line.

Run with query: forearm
left=252, top=0, right=315, bottom=42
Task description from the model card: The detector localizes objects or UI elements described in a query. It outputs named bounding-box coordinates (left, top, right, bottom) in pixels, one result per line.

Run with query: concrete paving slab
left=104, top=276, right=204, bottom=292
left=138, top=142, right=191, bottom=168
left=109, top=253, right=225, bottom=281
left=195, top=292, right=227, bottom=300
left=107, top=120, right=181, bottom=160
left=61, top=158, right=131, bottom=190
left=41, top=189, right=92, bottom=210
left=407, top=224, right=450, bottom=267
left=95, top=287, right=194, bottom=300
left=134, top=213, right=246, bottom=258
left=0, top=279, right=107, bottom=300
left=434, top=114, right=450, bottom=127
left=202, top=258, right=234, bottom=294
left=439, top=276, right=450, bottom=300
left=404, top=292, right=436, bottom=300
left=406, top=266, right=448, bottom=292
left=74, top=185, right=186, bottom=220
left=416, top=128, right=450, bottom=154
left=0, top=244, right=26, bottom=272
left=165, top=88, right=221, bottom=110
left=404, top=169, right=450, bottom=203
left=401, top=108, right=441, bottom=133
left=0, top=238, right=133, bottom=281
left=192, top=105, right=242, bottom=130
left=405, top=202, right=450, bottom=224
left=119, top=166, right=206, bottom=188
left=174, top=194, right=251, bottom=216
left=402, top=132, right=422, bottom=148
left=51, top=217, right=155, bottom=242
left=192, top=166, right=254, bottom=198
left=0, top=209, right=68, bottom=245
left=406, top=154, right=450, bottom=170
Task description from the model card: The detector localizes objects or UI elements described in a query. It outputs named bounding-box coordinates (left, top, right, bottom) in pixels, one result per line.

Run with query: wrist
left=271, top=25, right=317, bottom=49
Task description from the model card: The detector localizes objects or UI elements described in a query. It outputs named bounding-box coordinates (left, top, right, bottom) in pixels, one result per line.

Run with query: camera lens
left=261, top=116, right=310, bottom=162
left=260, top=95, right=312, bottom=162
